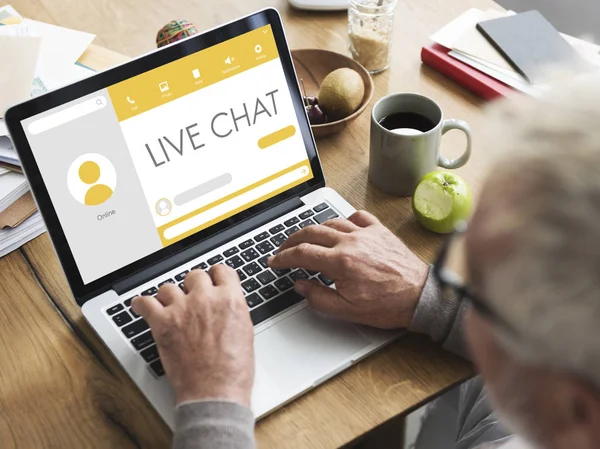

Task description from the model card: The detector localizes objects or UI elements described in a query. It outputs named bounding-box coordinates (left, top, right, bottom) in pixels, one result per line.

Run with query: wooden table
left=0, top=0, right=503, bottom=447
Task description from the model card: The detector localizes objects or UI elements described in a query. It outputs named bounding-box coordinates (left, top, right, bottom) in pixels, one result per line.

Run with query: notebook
left=476, top=10, right=589, bottom=84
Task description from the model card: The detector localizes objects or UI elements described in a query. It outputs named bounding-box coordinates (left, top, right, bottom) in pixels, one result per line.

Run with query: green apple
left=412, top=171, right=473, bottom=234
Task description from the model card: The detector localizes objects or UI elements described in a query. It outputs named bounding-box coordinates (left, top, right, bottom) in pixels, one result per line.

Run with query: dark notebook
left=476, top=10, right=588, bottom=84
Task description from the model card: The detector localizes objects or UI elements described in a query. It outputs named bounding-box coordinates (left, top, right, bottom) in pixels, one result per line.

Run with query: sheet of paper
left=0, top=119, right=7, bottom=137
left=0, top=167, right=8, bottom=176
left=0, top=136, right=18, bottom=165
left=0, top=5, right=23, bottom=25
left=0, top=211, right=45, bottom=258
left=22, top=19, right=95, bottom=91
left=0, top=35, right=41, bottom=116
left=430, top=9, right=493, bottom=49
left=449, top=50, right=544, bottom=96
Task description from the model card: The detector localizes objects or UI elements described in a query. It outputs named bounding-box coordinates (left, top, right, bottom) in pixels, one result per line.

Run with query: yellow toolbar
left=107, top=25, right=278, bottom=122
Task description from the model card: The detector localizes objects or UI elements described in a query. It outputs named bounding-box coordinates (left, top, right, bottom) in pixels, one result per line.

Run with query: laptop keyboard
left=103, top=202, right=338, bottom=378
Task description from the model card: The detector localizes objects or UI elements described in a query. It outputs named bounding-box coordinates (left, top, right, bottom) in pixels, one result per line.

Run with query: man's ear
left=560, top=377, right=600, bottom=449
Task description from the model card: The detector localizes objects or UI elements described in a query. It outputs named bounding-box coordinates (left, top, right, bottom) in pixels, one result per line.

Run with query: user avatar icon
left=155, top=198, right=172, bottom=216
left=67, top=153, right=117, bottom=206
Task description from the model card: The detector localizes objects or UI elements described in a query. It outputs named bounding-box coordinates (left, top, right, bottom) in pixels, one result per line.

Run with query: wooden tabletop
left=0, top=0, right=503, bottom=447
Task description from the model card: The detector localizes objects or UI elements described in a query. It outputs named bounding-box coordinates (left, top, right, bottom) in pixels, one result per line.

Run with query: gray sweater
left=172, top=270, right=522, bottom=449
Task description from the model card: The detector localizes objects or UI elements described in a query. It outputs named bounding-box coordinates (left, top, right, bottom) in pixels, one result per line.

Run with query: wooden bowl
left=291, top=49, right=374, bottom=138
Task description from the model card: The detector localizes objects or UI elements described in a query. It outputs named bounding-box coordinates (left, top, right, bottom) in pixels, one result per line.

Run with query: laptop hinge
left=112, top=195, right=304, bottom=296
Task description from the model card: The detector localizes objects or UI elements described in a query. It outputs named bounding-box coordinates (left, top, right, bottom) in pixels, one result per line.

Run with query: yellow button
left=258, top=125, right=296, bottom=149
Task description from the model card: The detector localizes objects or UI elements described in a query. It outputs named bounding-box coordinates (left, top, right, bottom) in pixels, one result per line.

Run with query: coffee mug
left=369, top=93, right=472, bottom=197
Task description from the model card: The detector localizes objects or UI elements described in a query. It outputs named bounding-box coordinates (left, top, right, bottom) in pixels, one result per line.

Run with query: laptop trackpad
left=255, top=308, right=370, bottom=391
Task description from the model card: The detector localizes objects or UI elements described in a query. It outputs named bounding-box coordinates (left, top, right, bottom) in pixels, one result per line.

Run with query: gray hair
left=467, top=73, right=600, bottom=390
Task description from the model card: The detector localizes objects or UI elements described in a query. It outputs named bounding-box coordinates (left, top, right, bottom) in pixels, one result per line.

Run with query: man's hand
left=269, top=210, right=429, bottom=329
left=131, top=265, right=254, bottom=406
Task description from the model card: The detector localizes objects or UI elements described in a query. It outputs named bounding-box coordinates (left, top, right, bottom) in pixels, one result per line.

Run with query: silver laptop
left=6, top=8, right=399, bottom=427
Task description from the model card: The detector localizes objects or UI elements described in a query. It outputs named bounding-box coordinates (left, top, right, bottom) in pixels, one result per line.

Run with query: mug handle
left=437, top=119, right=472, bottom=169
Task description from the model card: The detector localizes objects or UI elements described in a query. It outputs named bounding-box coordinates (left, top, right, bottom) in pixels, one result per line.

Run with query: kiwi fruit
left=318, top=68, right=365, bottom=122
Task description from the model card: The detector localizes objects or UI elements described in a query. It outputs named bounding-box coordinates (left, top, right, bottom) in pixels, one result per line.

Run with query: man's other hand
left=269, top=210, right=428, bottom=329
left=132, top=265, right=254, bottom=406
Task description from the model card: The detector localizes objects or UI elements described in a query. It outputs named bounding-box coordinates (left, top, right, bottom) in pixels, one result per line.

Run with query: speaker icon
left=224, top=56, right=235, bottom=64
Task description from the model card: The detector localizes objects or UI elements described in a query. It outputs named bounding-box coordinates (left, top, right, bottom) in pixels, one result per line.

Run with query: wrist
left=175, top=382, right=252, bottom=407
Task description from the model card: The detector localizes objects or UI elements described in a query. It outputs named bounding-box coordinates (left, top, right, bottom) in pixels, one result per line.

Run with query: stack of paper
left=428, top=9, right=600, bottom=97
left=0, top=170, right=28, bottom=212
left=0, top=4, right=95, bottom=257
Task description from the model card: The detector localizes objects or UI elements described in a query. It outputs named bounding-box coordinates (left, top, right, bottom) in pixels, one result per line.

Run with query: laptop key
left=257, top=270, right=276, bottom=285
left=208, top=254, right=224, bottom=265
left=284, top=217, right=300, bottom=227
left=223, top=247, right=239, bottom=257
left=174, top=271, right=188, bottom=282
left=122, top=318, right=150, bottom=338
left=243, top=262, right=262, bottom=277
left=239, top=239, right=254, bottom=249
left=112, top=311, right=132, bottom=327
left=313, top=202, right=328, bottom=213
left=299, top=219, right=315, bottom=228
left=258, top=255, right=270, bottom=269
left=256, top=241, right=274, bottom=255
left=141, top=286, right=158, bottom=296
left=250, top=290, right=304, bottom=326
left=272, top=268, right=291, bottom=277
left=178, top=282, right=186, bottom=292
left=269, top=224, right=285, bottom=235
left=307, top=269, right=319, bottom=276
left=314, top=209, right=339, bottom=224
left=270, top=233, right=287, bottom=247
left=226, top=255, right=244, bottom=269
left=236, top=269, right=247, bottom=281
left=149, top=359, right=165, bottom=377
left=130, top=308, right=140, bottom=319
left=124, top=298, right=133, bottom=307
left=140, top=344, right=160, bottom=363
left=106, top=304, right=124, bottom=315
left=290, top=269, right=310, bottom=281
left=299, top=209, right=314, bottom=219
left=274, top=276, right=294, bottom=292
left=318, top=273, right=334, bottom=286
left=245, top=293, right=264, bottom=308
left=254, top=231, right=270, bottom=242
left=259, top=285, right=279, bottom=300
left=285, top=225, right=300, bottom=236
left=242, top=278, right=261, bottom=293
left=192, top=262, right=208, bottom=270
left=158, top=279, right=175, bottom=288
left=131, top=330, right=154, bottom=350
left=240, top=248, right=259, bottom=262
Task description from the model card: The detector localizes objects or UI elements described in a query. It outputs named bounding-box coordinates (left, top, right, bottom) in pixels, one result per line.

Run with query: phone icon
left=126, top=96, right=135, bottom=104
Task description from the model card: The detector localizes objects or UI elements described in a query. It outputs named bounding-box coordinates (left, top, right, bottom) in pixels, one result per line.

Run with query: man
left=132, top=77, right=600, bottom=449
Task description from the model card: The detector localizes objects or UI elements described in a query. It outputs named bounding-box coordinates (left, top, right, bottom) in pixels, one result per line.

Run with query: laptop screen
left=20, top=24, right=314, bottom=284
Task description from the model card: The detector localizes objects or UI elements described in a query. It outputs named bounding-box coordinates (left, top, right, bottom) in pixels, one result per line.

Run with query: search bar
left=28, top=96, right=107, bottom=135
left=163, top=165, right=310, bottom=241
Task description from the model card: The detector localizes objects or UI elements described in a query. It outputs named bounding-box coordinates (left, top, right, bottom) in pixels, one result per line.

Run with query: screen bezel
left=5, top=8, right=325, bottom=302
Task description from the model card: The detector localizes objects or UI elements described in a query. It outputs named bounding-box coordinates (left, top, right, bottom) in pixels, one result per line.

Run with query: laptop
left=5, top=8, right=399, bottom=427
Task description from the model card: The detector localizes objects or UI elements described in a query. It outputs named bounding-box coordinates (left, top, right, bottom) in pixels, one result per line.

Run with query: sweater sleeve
left=173, top=400, right=256, bottom=449
left=408, top=266, right=472, bottom=360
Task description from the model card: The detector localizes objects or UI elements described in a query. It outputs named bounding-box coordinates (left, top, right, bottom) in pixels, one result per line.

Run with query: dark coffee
left=378, top=112, right=436, bottom=133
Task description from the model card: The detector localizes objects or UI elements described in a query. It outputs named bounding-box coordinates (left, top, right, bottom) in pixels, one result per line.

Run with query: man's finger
left=269, top=243, right=337, bottom=274
left=155, top=283, right=184, bottom=306
left=185, top=268, right=213, bottom=293
left=295, top=280, right=358, bottom=320
left=131, top=295, right=164, bottom=326
left=279, top=224, right=343, bottom=253
left=348, top=210, right=380, bottom=228
left=209, top=264, right=239, bottom=286
left=320, top=218, right=359, bottom=233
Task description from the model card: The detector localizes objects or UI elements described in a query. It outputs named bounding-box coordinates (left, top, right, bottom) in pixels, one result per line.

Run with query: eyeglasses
left=432, top=224, right=519, bottom=337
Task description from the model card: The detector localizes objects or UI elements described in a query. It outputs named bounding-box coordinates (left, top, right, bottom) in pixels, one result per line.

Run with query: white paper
left=0, top=212, right=45, bottom=258
left=0, top=136, right=18, bottom=165
left=0, top=167, right=9, bottom=176
left=0, top=170, right=28, bottom=213
left=0, top=5, right=23, bottom=24
left=0, top=35, right=41, bottom=116
left=22, top=19, right=95, bottom=91
left=0, top=119, right=7, bottom=137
